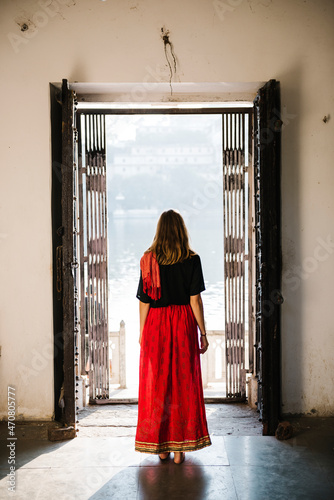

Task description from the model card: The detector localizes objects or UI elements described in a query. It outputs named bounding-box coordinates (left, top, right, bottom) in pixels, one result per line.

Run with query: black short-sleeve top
left=136, top=254, right=205, bottom=308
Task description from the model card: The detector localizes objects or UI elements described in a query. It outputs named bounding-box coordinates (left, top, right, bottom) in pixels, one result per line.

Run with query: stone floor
left=77, top=403, right=263, bottom=438
left=0, top=404, right=333, bottom=499
left=106, top=383, right=228, bottom=403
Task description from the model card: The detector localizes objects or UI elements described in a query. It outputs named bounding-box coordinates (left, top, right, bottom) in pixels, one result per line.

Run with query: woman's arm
left=139, top=301, right=150, bottom=345
left=189, top=293, right=209, bottom=354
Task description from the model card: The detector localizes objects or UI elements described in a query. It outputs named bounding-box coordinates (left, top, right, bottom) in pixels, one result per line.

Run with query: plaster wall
left=0, top=0, right=333, bottom=418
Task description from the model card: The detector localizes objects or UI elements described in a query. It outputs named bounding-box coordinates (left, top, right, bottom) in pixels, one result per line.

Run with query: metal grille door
left=78, top=113, right=109, bottom=401
left=222, top=111, right=253, bottom=400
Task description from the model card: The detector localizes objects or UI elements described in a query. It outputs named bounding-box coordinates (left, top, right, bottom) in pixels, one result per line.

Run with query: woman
left=135, top=209, right=211, bottom=464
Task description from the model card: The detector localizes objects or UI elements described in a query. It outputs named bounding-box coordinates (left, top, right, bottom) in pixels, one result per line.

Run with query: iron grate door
left=222, top=110, right=253, bottom=400
left=78, top=113, right=110, bottom=401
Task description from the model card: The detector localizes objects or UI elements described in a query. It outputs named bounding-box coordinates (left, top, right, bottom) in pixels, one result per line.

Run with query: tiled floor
left=0, top=408, right=333, bottom=499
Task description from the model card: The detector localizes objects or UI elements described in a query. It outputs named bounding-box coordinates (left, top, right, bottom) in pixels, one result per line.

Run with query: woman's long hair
left=146, top=210, right=195, bottom=265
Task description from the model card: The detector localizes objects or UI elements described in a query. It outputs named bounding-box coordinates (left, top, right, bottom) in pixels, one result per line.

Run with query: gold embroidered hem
left=135, top=435, right=212, bottom=454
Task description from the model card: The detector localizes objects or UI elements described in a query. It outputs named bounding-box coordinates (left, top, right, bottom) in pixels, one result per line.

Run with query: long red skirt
left=135, top=304, right=211, bottom=454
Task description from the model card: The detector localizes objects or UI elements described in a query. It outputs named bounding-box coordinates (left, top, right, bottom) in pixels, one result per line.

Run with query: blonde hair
left=146, top=210, right=195, bottom=265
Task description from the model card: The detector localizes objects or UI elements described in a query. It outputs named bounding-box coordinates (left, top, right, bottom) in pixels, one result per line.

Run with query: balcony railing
left=201, top=330, right=225, bottom=388
left=109, top=323, right=226, bottom=391
left=109, top=320, right=126, bottom=388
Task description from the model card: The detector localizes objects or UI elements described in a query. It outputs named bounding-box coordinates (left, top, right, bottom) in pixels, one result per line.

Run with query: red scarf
left=140, top=252, right=161, bottom=300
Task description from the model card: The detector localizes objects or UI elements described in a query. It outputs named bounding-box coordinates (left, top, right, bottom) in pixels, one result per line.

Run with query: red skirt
left=135, top=304, right=211, bottom=454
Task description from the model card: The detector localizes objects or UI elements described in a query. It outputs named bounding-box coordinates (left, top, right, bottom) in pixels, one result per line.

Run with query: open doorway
left=77, top=107, right=254, bottom=404
left=53, top=80, right=281, bottom=435
left=106, top=113, right=225, bottom=399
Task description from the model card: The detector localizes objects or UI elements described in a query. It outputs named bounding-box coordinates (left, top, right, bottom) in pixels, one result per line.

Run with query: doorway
left=105, top=113, right=225, bottom=399
left=76, top=107, right=254, bottom=404
left=52, top=80, right=282, bottom=435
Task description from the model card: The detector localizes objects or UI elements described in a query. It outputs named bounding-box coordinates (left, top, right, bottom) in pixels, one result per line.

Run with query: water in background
left=106, top=114, right=224, bottom=386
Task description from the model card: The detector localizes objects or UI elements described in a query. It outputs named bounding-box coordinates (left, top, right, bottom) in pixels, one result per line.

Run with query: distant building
left=109, top=144, right=216, bottom=177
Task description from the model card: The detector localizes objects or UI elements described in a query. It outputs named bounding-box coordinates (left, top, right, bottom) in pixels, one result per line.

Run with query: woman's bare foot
left=173, top=452, right=185, bottom=464
left=159, top=452, right=170, bottom=460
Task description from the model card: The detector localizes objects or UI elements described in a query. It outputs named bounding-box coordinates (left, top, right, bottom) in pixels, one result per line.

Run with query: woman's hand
left=189, top=294, right=208, bottom=354
left=199, top=334, right=209, bottom=354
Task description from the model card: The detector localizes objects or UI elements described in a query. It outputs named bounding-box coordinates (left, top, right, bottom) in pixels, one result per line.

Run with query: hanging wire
left=161, top=28, right=177, bottom=95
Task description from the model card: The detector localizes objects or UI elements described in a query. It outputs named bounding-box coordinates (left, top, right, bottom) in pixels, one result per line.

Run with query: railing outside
left=201, top=330, right=225, bottom=388
left=109, top=325, right=227, bottom=391
left=109, top=320, right=126, bottom=389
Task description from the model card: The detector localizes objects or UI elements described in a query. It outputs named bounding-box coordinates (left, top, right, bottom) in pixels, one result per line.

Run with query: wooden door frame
left=50, top=80, right=77, bottom=427
left=51, top=81, right=282, bottom=435
left=253, top=80, right=282, bottom=435
left=50, top=83, right=64, bottom=423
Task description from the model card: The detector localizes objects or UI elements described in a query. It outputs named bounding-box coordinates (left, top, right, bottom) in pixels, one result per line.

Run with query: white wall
left=0, top=0, right=333, bottom=419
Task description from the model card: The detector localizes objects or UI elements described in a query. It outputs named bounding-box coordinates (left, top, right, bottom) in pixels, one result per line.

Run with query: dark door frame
left=50, top=80, right=77, bottom=427
left=51, top=81, right=282, bottom=435
left=253, top=80, right=282, bottom=435
left=50, top=83, right=64, bottom=423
